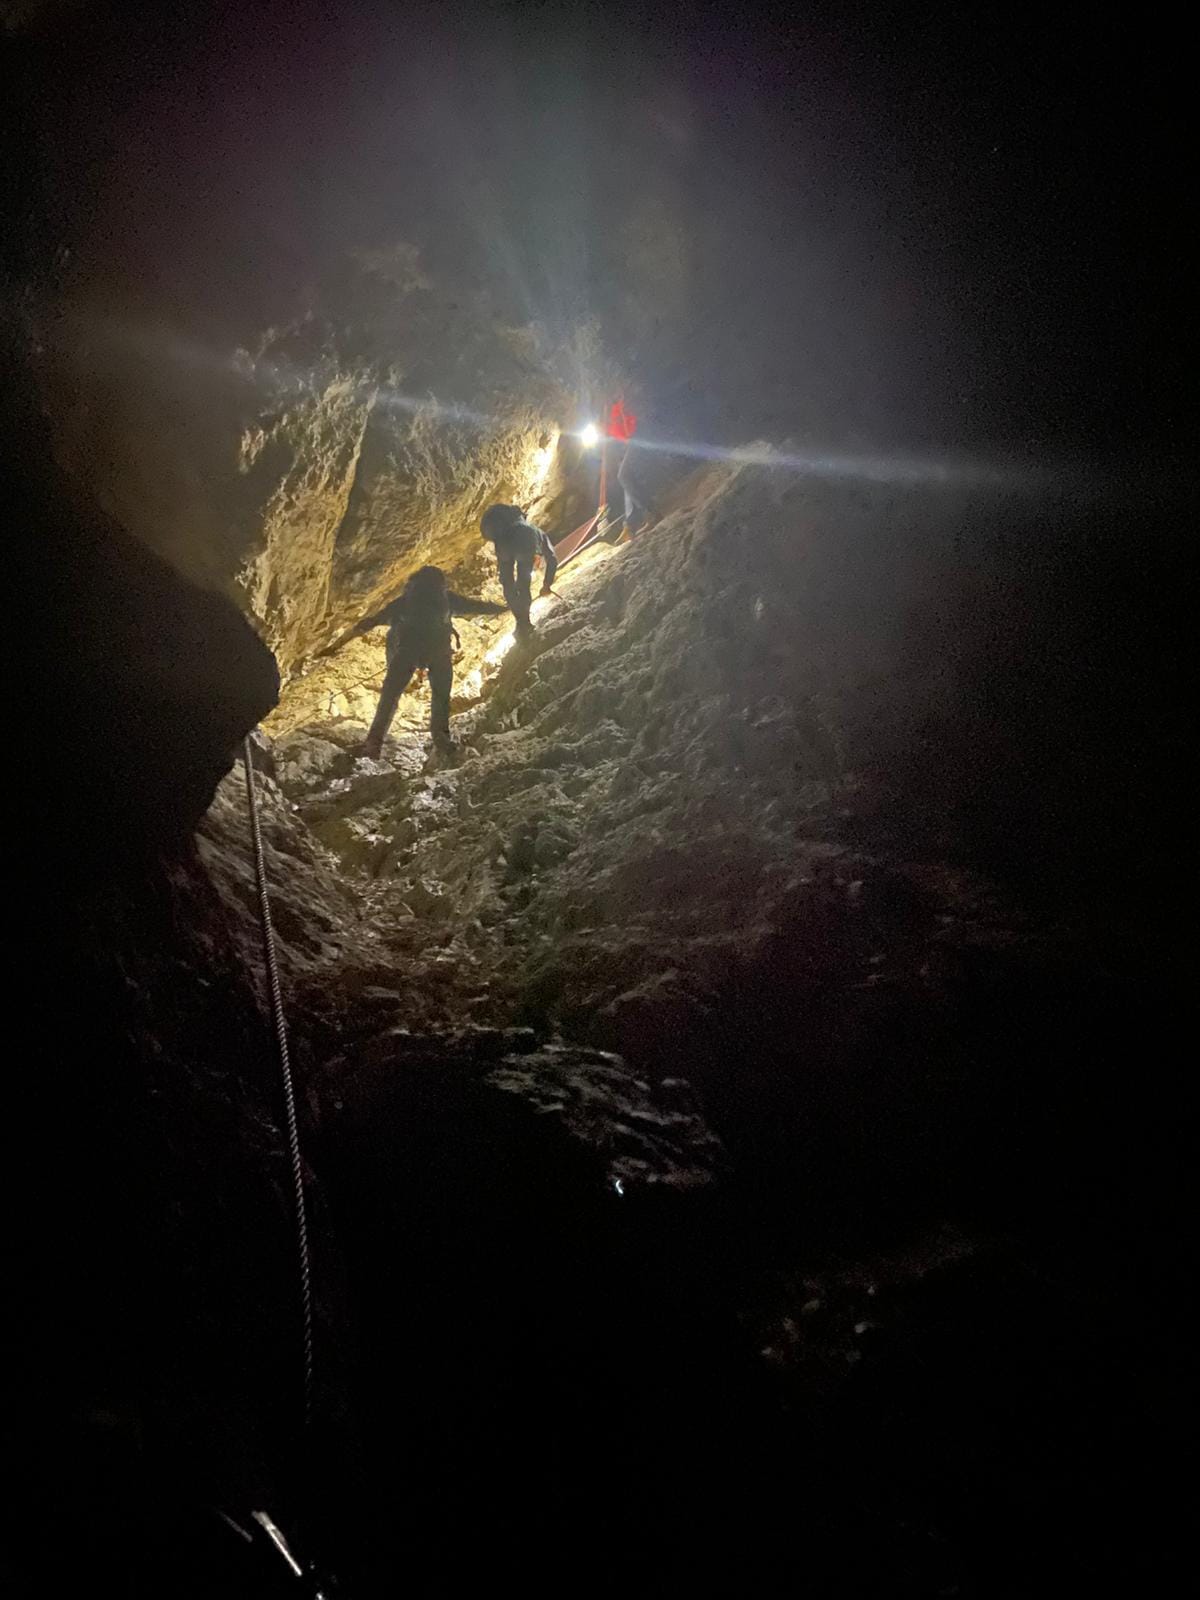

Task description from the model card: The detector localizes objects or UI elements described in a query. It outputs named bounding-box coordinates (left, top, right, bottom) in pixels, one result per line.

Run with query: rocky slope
left=182, top=454, right=1186, bottom=1590
left=201, top=448, right=1184, bottom=1216
left=209, top=459, right=1045, bottom=1092
left=6, top=304, right=1185, bottom=1587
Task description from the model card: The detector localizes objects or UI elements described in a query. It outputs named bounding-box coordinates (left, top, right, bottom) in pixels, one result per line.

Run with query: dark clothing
left=617, top=444, right=653, bottom=533
left=364, top=585, right=503, bottom=654
left=368, top=634, right=454, bottom=747
left=483, top=520, right=557, bottom=634
left=362, top=587, right=506, bottom=748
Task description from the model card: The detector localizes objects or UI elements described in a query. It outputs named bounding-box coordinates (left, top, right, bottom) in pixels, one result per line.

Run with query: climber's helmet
left=405, top=565, right=448, bottom=605
left=480, top=503, right=524, bottom=541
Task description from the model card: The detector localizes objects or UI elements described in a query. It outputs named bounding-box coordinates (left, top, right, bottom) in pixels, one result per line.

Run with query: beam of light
left=250, top=1512, right=303, bottom=1579
left=78, top=311, right=1133, bottom=496
left=624, top=431, right=1068, bottom=491
left=373, top=384, right=497, bottom=431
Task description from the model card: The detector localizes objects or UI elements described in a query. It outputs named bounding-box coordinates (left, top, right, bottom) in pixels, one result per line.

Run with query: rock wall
left=221, top=451, right=1183, bottom=1210
left=3, top=365, right=315, bottom=1587
left=238, top=461, right=1001, bottom=1066
left=167, top=452, right=1187, bottom=1591
left=5, top=328, right=1185, bottom=1586
left=6, top=350, right=280, bottom=852
left=42, top=251, right=575, bottom=674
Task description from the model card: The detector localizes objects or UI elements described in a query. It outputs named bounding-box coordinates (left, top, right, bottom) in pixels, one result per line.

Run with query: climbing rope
left=326, top=672, right=384, bottom=717
left=242, top=736, right=315, bottom=1433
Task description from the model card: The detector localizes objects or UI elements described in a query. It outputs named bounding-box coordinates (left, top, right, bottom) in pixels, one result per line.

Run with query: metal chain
left=242, top=736, right=315, bottom=1432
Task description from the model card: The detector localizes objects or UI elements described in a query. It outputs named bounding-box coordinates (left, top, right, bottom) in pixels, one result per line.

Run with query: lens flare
left=579, top=422, right=599, bottom=449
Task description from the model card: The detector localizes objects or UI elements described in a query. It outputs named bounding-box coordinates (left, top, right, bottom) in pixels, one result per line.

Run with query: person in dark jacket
left=479, top=504, right=558, bottom=637
left=332, top=565, right=508, bottom=757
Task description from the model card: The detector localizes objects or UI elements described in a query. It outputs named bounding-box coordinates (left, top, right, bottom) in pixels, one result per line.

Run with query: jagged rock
left=9, top=375, right=279, bottom=856
left=402, top=877, right=451, bottom=917
left=41, top=252, right=575, bottom=683
left=9, top=15, right=1185, bottom=1593
left=485, top=1042, right=721, bottom=1189
left=213, top=455, right=1162, bottom=1146
left=5, top=361, right=321, bottom=1583
left=272, top=732, right=355, bottom=796
left=315, top=1029, right=720, bottom=1192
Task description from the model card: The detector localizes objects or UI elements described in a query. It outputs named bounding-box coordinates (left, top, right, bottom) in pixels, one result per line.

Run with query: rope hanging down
left=243, top=736, right=316, bottom=1432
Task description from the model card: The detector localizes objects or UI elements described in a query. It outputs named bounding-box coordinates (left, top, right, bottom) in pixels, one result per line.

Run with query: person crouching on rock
left=335, top=565, right=508, bottom=758
left=479, top=503, right=558, bottom=638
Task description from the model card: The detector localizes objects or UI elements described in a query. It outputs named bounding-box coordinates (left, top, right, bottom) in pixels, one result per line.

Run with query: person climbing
left=328, top=565, right=508, bottom=758
left=479, top=503, right=558, bottom=637
left=605, top=397, right=654, bottom=542
left=616, top=436, right=655, bottom=542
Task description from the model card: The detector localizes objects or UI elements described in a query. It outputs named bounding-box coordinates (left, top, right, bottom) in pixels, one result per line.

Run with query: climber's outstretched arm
left=316, top=607, right=391, bottom=658
left=446, top=592, right=510, bottom=618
